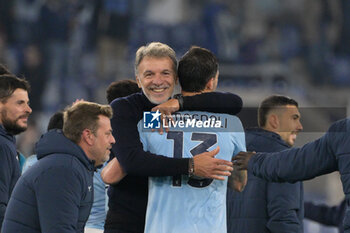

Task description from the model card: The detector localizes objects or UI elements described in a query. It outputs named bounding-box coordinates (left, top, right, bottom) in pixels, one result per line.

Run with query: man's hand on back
left=193, top=147, right=233, bottom=180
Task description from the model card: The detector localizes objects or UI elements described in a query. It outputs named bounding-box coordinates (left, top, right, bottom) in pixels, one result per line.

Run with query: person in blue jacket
left=234, top=118, right=350, bottom=232
left=2, top=101, right=115, bottom=233
left=0, top=74, right=32, bottom=230
left=227, top=95, right=304, bottom=233
left=22, top=111, right=64, bottom=173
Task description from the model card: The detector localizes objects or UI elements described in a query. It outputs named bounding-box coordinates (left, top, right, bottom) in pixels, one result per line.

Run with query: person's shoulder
left=111, top=92, right=143, bottom=106
left=223, top=114, right=243, bottom=130
left=0, top=134, right=15, bottom=146
left=325, top=118, right=350, bottom=153
left=110, top=92, right=145, bottom=114
left=246, top=130, right=288, bottom=152
left=0, top=144, right=16, bottom=169
left=0, top=141, right=11, bottom=150
left=40, top=153, right=80, bottom=168
left=41, top=154, right=89, bottom=178
left=0, top=141, right=16, bottom=157
left=36, top=162, right=85, bottom=186
left=328, top=118, right=349, bottom=132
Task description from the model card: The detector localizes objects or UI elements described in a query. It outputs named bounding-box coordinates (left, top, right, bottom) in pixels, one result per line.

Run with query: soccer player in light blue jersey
left=138, top=46, right=247, bottom=233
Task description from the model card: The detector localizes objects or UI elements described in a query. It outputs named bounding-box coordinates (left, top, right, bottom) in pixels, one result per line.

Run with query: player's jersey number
left=167, top=131, right=217, bottom=188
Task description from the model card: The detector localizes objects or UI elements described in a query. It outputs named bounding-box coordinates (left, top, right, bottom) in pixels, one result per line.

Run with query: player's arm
left=248, top=122, right=339, bottom=183
left=111, top=96, right=232, bottom=179
left=0, top=146, right=15, bottom=227
left=101, top=157, right=126, bottom=184
left=35, top=167, right=82, bottom=233
left=235, top=120, right=347, bottom=182
left=266, top=182, right=302, bottom=233
left=235, top=128, right=338, bottom=183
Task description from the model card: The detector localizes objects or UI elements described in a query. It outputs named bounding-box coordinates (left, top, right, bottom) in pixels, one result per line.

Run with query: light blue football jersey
left=138, top=111, right=246, bottom=233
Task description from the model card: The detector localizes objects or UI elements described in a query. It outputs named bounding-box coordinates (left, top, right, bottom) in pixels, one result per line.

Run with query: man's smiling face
left=136, top=56, right=177, bottom=104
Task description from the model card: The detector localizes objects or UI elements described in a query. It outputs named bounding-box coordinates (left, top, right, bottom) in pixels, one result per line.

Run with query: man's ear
left=81, top=129, right=94, bottom=146
left=205, top=77, right=215, bottom=91
left=267, top=114, right=279, bottom=130
left=175, top=75, right=178, bottom=85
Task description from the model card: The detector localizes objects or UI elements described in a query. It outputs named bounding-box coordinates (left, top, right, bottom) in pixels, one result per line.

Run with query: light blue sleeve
left=231, top=117, right=246, bottom=156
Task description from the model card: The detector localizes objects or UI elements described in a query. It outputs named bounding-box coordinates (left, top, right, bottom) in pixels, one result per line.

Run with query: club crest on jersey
left=143, top=110, right=161, bottom=129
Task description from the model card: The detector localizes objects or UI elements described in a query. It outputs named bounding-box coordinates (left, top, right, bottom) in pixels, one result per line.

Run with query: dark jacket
left=106, top=92, right=242, bottom=233
left=227, top=128, right=304, bottom=233
left=304, top=199, right=346, bottom=233
left=248, top=119, right=350, bottom=231
left=0, top=125, right=20, bottom=229
left=2, top=130, right=95, bottom=233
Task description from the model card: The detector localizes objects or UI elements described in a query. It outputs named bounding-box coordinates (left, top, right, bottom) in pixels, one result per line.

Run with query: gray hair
left=134, top=42, right=177, bottom=76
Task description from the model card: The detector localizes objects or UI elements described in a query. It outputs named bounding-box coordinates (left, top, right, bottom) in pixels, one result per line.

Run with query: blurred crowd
left=0, top=1, right=349, bottom=232
left=1, top=0, right=350, bottom=156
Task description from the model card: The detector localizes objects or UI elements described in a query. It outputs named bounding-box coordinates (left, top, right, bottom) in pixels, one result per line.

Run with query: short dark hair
left=0, top=74, right=31, bottom=103
left=178, top=46, right=218, bottom=92
left=47, top=111, right=64, bottom=131
left=258, top=95, right=299, bottom=127
left=0, top=64, right=11, bottom=75
left=106, top=80, right=141, bottom=103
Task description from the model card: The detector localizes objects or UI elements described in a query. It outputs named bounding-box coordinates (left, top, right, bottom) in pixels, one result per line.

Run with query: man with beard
left=0, top=74, right=32, bottom=230
left=2, top=101, right=115, bottom=233
left=227, top=95, right=304, bottom=233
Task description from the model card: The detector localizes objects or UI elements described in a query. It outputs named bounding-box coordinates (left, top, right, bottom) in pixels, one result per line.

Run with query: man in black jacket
left=0, top=74, right=32, bottom=230
left=102, top=42, right=243, bottom=233
left=2, top=101, right=115, bottom=233
left=227, top=95, right=304, bottom=233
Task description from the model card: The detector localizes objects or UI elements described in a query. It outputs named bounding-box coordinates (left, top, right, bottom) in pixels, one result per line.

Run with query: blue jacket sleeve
left=34, top=167, right=83, bottom=233
left=266, top=182, right=302, bottom=233
left=304, top=199, right=346, bottom=227
left=248, top=131, right=338, bottom=183
left=0, top=145, right=15, bottom=227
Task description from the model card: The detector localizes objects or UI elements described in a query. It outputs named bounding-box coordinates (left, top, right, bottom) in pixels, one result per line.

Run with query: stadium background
left=1, top=0, right=349, bottom=232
